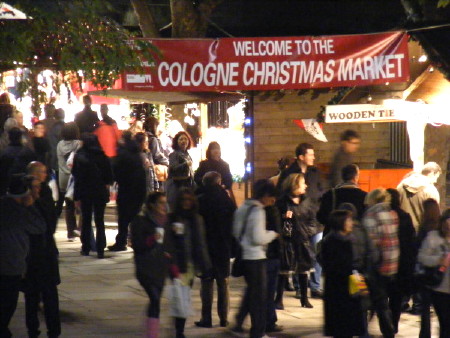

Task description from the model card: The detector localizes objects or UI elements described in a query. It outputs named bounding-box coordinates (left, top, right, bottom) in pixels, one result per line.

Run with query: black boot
left=299, top=274, right=313, bottom=308
left=175, top=317, right=186, bottom=338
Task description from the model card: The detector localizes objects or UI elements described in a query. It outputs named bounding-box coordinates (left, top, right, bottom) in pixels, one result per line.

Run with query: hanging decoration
left=293, top=119, right=328, bottom=142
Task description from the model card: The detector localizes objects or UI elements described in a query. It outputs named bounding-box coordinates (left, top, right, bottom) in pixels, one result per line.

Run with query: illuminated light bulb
left=418, top=54, right=427, bottom=63
left=244, top=137, right=251, bottom=144
left=246, top=163, right=252, bottom=173
left=244, top=117, right=252, bottom=126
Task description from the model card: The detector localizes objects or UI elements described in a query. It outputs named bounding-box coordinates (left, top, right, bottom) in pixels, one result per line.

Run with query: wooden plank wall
left=253, top=91, right=391, bottom=182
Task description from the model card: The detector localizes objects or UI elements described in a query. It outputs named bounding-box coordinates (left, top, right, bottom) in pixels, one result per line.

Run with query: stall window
left=207, top=101, right=237, bottom=128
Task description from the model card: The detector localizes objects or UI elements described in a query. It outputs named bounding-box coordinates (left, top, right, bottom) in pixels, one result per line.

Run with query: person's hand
left=75, top=200, right=81, bottom=209
left=440, top=253, right=450, bottom=269
left=285, top=210, right=293, bottom=218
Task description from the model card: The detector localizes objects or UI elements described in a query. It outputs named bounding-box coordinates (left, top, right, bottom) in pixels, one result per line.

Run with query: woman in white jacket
left=418, top=209, right=450, bottom=338
left=232, top=179, right=279, bottom=338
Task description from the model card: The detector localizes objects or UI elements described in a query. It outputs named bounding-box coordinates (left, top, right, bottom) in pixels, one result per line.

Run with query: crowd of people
left=0, top=92, right=449, bottom=338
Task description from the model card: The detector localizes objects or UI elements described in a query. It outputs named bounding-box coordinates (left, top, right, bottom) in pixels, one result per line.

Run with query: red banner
left=124, top=32, right=409, bottom=92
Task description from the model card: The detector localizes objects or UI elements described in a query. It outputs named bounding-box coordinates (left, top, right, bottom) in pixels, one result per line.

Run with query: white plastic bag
left=167, top=279, right=192, bottom=318
left=65, top=175, right=74, bottom=200
left=48, top=171, right=59, bottom=202
left=66, top=151, right=75, bottom=169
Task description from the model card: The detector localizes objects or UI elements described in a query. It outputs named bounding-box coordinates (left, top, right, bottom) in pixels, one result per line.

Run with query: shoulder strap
left=239, top=205, right=257, bottom=241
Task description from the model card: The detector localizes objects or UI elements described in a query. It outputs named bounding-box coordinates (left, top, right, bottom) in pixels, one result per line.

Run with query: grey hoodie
left=397, top=173, right=439, bottom=229
left=233, top=199, right=277, bottom=260
left=57, top=140, right=81, bottom=191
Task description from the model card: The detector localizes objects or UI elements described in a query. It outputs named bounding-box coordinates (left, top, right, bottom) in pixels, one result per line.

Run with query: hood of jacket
left=58, top=140, right=81, bottom=155
left=398, top=173, right=430, bottom=195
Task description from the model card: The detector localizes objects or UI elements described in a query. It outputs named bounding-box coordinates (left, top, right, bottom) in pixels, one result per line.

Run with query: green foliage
left=437, top=0, right=450, bottom=7
left=0, top=0, right=154, bottom=114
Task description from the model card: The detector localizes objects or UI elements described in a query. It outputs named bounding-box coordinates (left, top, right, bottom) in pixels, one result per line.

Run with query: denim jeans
left=309, top=231, right=323, bottom=291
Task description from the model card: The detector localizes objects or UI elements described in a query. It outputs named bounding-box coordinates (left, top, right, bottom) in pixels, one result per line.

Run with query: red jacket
left=93, top=121, right=121, bottom=157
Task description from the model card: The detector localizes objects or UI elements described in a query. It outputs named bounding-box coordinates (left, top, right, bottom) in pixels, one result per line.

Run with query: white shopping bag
left=167, top=279, right=192, bottom=318
left=65, top=175, right=74, bottom=200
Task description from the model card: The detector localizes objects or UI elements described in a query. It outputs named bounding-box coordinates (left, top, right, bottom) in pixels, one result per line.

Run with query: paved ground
left=9, top=206, right=440, bottom=337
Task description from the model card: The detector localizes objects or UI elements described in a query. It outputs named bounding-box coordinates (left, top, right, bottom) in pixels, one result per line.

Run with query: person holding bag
left=418, top=209, right=450, bottom=338
left=232, top=179, right=278, bottom=338
left=321, top=210, right=366, bottom=338
left=165, top=187, right=211, bottom=338
left=130, top=191, right=178, bottom=338
left=275, top=173, right=316, bottom=309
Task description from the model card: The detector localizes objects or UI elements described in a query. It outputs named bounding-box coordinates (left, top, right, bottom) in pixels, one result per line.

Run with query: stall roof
left=87, top=89, right=244, bottom=104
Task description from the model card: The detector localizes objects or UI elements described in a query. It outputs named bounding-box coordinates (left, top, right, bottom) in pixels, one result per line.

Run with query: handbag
left=167, top=278, right=192, bottom=318
left=415, top=244, right=448, bottom=287
left=154, top=164, right=168, bottom=182
left=231, top=205, right=257, bottom=278
left=281, top=205, right=293, bottom=238
left=282, top=218, right=293, bottom=238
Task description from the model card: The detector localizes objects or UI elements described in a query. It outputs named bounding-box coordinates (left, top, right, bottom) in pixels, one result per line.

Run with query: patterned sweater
left=362, top=202, right=400, bottom=276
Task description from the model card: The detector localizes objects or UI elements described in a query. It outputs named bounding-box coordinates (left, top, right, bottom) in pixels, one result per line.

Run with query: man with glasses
left=329, top=129, right=361, bottom=188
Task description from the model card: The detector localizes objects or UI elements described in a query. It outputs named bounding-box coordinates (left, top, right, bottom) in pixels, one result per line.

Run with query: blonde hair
left=281, top=173, right=304, bottom=196
left=365, top=188, right=391, bottom=207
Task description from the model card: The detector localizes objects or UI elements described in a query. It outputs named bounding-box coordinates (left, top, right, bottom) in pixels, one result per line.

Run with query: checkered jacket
left=362, top=203, right=400, bottom=276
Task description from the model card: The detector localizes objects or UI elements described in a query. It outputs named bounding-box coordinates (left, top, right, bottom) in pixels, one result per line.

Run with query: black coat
left=113, top=141, right=146, bottom=205
left=72, top=146, right=113, bottom=202
left=197, top=184, right=236, bottom=278
left=317, top=184, right=367, bottom=235
left=194, top=158, right=233, bottom=190
left=131, top=209, right=173, bottom=289
left=394, top=208, right=416, bottom=296
left=277, top=195, right=316, bottom=272
left=167, top=212, right=211, bottom=277
left=322, top=231, right=365, bottom=337
left=74, top=107, right=99, bottom=134
left=23, top=184, right=60, bottom=291
left=265, top=205, right=282, bottom=260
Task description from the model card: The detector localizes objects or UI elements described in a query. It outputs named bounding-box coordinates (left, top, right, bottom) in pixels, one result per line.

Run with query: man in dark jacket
left=277, top=142, right=324, bottom=297
left=0, top=174, right=41, bottom=338
left=72, top=134, right=113, bottom=258
left=74, top=95, right=99, bottom=134
left=195, top=171, right=236, bottom=328
left=108, top=135, right=147, bottom=252
left=24, top=164, right=61, bottom=338
left=318, top=164, right=367, bottom=235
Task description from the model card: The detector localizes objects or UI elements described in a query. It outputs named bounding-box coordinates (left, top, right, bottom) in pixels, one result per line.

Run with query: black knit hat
left=6, top=173, right=30, bottom=198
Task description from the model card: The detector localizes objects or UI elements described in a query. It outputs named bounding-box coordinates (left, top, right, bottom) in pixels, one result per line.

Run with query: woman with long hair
left=166, top=187, right=211, bottom=338
left=130, top=192, right=177, bottom=338
left=144, top=116, right=169, bottom=190
left=322, top=210, right=365, bottom=338
left=166, top=131, right=195, bottom=208
left=275, top=173, right=316, bottom=309
left=418, top=209, right=450, bottom=338
left=194, top=141, right=233, bottom=193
